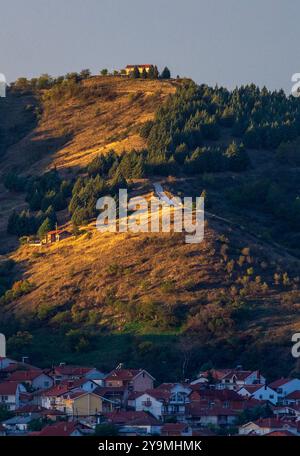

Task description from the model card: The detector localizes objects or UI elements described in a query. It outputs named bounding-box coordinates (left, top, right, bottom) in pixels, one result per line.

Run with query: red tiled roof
left=285, top=390, right=300, bottom=400
left=105, top=410, right=159, bottom=426
left=9, top=369, right=43, bottom=382
left=38, top=422, right=80, bottom=436
left=0, top=381, right=22, bottom=395
left=269, top=378, right=293, bottom=389
left=105, top=369, right=142, bottom=382
left=40, top=384, right=70, bottom=397
left=239, top=384, right=265, bottom=393
left=53, top=365, right=93, bottom=376
left=253, top=417, right=297, bottom=429
left=266, top=430, right=295, bottom=436
left=139, top=389, right=171, bottom=402
left=161, top=423, right=188, bottom=435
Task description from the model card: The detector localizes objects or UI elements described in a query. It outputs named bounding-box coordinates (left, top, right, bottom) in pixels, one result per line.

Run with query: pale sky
left=1, top=0, right=299, bottom=92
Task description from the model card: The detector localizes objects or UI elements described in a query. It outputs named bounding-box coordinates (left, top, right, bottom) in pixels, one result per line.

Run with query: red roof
left=126, top=64, right=152, bottom=69
left=137, top=389, right=171, bottom=402
left=269, top=378, right=293, bottom=389
left=52, top=365, right=93, bottom=376
left=105, top=368, right=153, bottom=382
left=9, top=369, right=43, bottom=382
left=40, top=384, right=70, bottom=397
left=0, top=381, right=22, bottom=395
left=105, top=410, right=159, bottom=426
left=161, top=423, right=189, bottom=435
left=266, top=430, right=295, bottom=436
left=253, top=418, right=297, bottom=429
left=38, top=422, right=80, bottom=436
left=239, top=384, right=266, bottom=393
left=285, top=390, right=300, bottom=400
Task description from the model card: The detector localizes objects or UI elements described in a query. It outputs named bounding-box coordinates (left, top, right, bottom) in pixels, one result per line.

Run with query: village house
left=104, top=410, right=161, bottom=436
left=268, top=378, right=300, bottom=401
left=104, top=367, right=155, bottom=393
left=128, top=383, right=191, bottom=421
left=283, top=391, right=300, bottom=406
left=38, top=378, right=99, bottom=411
left=0, top=381, right=27, bottom=411
left=42, top=229, right=71, bottom=245
left=185, top=403, right=239, bottom=427
left=62, top=390, right=113, bottom=416
left=8, top=369, right=54, bottom=391
left=239, top=417, right=300, bottom=436
left=134, top=389, right=170, bottom=420
left=47, top=364, right=104, bottom=384
left=197, top=368, right=266, bottom=391
left=237, top=384, right=278, bottom=405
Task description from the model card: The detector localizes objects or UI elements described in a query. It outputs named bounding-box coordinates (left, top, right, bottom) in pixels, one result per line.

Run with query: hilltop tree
left=100, top=69, right=108, bottom=76
left=80, top=69, right=91, bottom=79
left=160, top=66, right=171, bottom=79
left=141, top=68, right=147, bottom=79
left=153, top=66, right=159, bottom=79
left=147, top=65, right=155, bottom=79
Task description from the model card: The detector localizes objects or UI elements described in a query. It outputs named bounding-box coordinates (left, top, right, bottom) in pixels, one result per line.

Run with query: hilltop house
left=124, top=64, right=153, bottom=76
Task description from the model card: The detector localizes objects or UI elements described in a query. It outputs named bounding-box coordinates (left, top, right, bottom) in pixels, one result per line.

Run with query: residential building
left=0, top=382, right=27, bottom=411
left=268, top=378, right=300, bottom=400
left=237, top=384, right=278, bottom=404
left=8, top=369, right=54, bottom=390
left=104, top=368, right=155, bottom=394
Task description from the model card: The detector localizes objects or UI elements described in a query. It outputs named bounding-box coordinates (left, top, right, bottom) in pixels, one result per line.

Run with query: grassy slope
left=0, top=77, right=177, bottom=248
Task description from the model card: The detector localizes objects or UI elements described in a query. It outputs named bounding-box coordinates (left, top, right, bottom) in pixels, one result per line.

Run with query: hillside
left=0, top=76, right=177, bottom=249
left=1, top=76, right=300, bottom=381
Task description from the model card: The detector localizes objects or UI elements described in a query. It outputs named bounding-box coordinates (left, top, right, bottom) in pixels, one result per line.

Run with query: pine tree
left=147, top=66, right=155, bottom=79
left=38, top=217, right=54, bottom=239
left=160, top=66, right=171, bottom=79
left=131, top=66, right=140, bottom=79
left=141, top=68, right=147, bottom=79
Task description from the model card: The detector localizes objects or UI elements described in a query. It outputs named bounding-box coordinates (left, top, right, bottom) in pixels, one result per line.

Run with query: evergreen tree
left=160, top=66, right=171, bottom=79
left=38, top=217, right=54, bottom=239
left=131, top=66, right=140, bottom=79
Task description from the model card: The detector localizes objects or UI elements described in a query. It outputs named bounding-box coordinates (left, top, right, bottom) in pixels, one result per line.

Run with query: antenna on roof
left=116, top=363, right=124, bottom=370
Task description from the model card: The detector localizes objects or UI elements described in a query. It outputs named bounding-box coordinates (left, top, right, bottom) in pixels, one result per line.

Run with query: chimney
left=22, top=356, right=29, bottom=364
